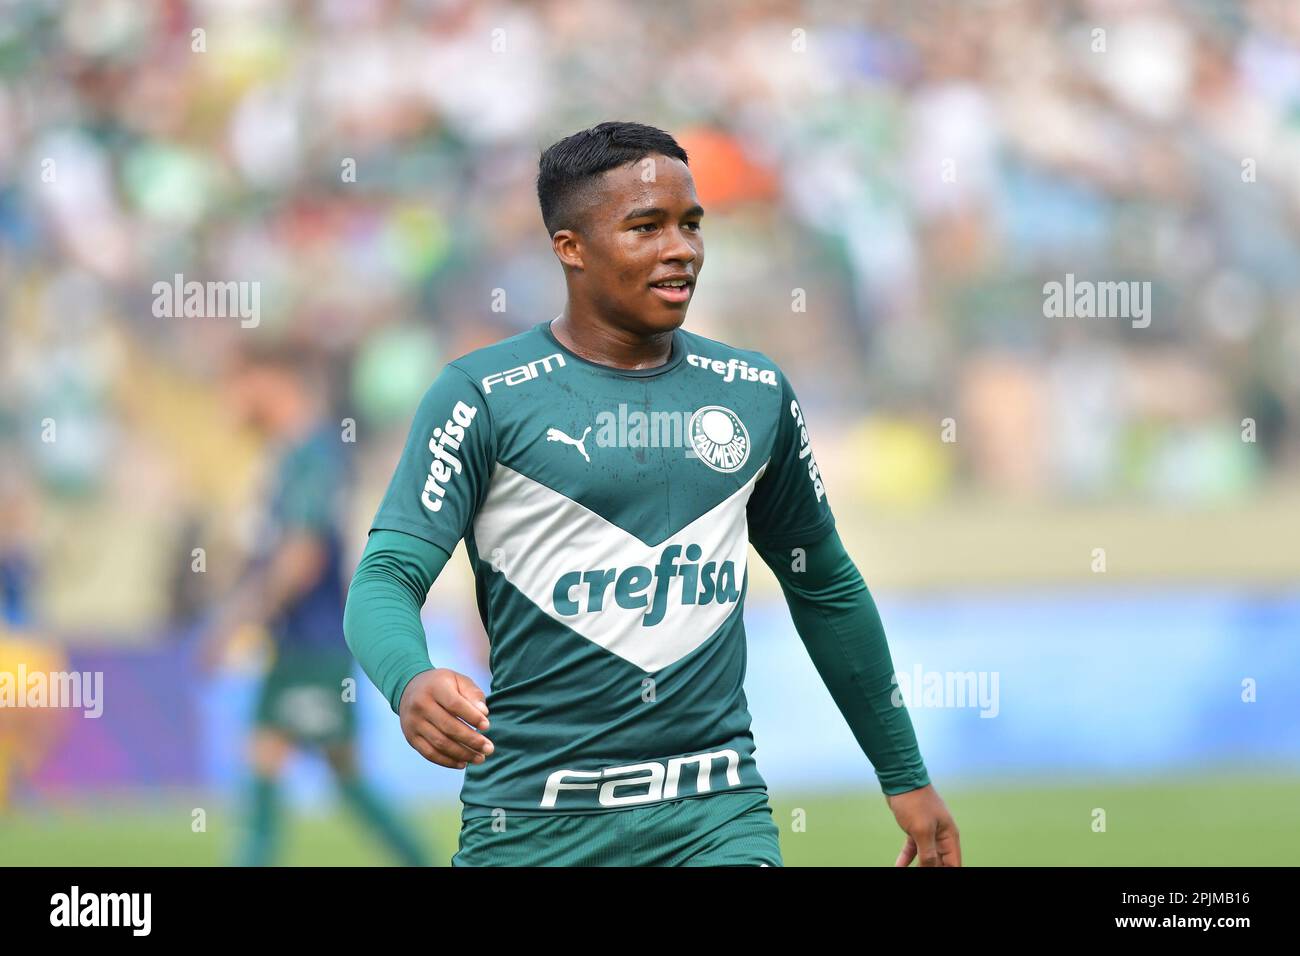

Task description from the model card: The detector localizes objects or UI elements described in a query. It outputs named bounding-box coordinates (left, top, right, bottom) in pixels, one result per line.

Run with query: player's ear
left=551, top=229, right=584, bottom=270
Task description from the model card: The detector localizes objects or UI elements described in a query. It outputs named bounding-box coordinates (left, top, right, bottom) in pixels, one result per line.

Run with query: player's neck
left=550, top=309, right=675, bottom=371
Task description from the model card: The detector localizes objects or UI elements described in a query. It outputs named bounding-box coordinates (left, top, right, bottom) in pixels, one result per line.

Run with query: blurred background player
left=201, top=344, right=429, bottom=867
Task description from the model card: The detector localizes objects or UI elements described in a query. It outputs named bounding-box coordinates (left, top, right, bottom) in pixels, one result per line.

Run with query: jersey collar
left=539, top=317, right=685, bottom=379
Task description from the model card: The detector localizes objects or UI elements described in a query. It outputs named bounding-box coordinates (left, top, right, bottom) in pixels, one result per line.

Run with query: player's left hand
left=885, top=783, right=961, bottom=867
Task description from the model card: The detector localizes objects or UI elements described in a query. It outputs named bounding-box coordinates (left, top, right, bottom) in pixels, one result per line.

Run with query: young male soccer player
left=206, top=347, right=429, bottom=866
left=344, top=122, right=961, bottom=866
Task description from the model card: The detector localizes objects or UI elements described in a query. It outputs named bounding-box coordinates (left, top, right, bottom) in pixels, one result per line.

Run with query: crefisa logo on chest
left=688, top=405, right=749, bottom=473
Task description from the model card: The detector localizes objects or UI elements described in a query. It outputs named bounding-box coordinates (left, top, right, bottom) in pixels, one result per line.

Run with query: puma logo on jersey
left=546, top=425, right=591, bottom=463
left=421, top=400, right=478, bottom=512
left=481, top=352, right=566, bottom=393
left=541, top=749, right=742, bottom=808
left=552, top=543, right=741, bottom=627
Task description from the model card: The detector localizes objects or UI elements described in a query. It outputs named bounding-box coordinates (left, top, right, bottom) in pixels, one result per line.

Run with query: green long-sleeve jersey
left=345, top=318, right=929, bottom=819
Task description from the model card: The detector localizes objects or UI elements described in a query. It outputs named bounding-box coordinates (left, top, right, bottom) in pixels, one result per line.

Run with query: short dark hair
left=536, top=121, right=689, bottom=236
left=226, top=338, right=329, bottom=397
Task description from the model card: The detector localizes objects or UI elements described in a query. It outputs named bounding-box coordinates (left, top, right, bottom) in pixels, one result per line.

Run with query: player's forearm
left=755, top=529, right=931, bottom=795
left=343, top=529, right=452, bottom=713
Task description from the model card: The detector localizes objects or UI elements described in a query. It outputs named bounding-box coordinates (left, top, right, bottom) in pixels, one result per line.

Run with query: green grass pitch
left=2, top=774, right=1296, bottom=866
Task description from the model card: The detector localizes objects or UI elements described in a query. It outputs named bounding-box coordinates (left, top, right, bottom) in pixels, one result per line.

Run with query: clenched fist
left=398, top=668, right=494, bottom=770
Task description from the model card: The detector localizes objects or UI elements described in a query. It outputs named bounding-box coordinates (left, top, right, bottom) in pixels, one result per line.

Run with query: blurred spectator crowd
left=1, top=0, right=1298, bottom=636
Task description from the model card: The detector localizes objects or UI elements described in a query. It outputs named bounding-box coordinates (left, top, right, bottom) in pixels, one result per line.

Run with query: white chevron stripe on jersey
left=472, top=461, right=769, bottom=672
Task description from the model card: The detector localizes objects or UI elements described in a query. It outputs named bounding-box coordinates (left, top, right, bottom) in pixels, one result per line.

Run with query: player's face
left=569, top=153, right=704, bottom=334
left=224, top=366, right=293, bottom=436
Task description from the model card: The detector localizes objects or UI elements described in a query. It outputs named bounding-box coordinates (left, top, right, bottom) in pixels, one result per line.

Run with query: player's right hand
left=398, top=668, right=494, bottom=770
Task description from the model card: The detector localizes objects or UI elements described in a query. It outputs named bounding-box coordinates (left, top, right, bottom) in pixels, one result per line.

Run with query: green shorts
left=451, top=789, right=783, bottom=867
left=253, top=649, right=356, bottom=746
